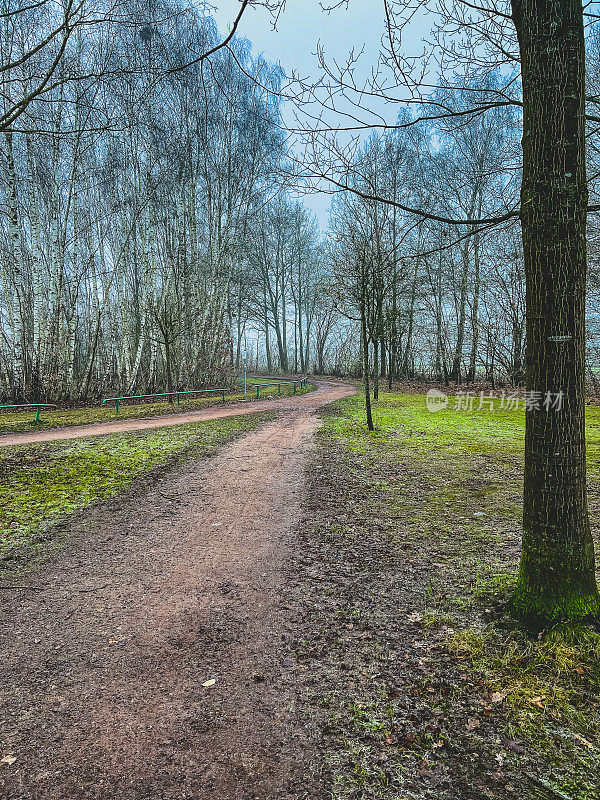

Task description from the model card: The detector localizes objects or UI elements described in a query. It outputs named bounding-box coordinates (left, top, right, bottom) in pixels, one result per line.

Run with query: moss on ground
left=0, top=411, right=274, bottom=570
left=303, top=390, right=600, bottom=799
left=448, top=623, right=600, bottom=799
left=0, top=382, right=314, bottom=435
left=327, top=390, right=600, bottom=458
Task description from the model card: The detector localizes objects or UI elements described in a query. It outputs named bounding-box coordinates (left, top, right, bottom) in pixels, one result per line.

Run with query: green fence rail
left=0, top=403, right=58, bottom=423
left=254, top=378, right=307, bottom=399
left=0, top=379, right=310, bottom=425
left=102, top=388, right=228, bottom=414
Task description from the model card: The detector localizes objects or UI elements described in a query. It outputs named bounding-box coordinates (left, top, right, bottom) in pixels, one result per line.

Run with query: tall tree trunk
left=127, top=315, right=146, bottom=394
left=450, top=243, right=469, bottom=383
left=451, top=191, right=478, bottom=383
left=372, top=338, right=379, bottom=400
left=512, top=321, right=525, bottom=385
left=280, top=280, right=288, bottom=372
left=317, top=343, right=324, bottom=376
left=4, top=130, right=26, bottom=399
left=467, top=228, right=482, bottom=383
left=389, top=268, right=397, bottom=390
left=164, top=337, right=173, bottom=402
left=298, top=294, right=305, bottom=373
left=402, top=259, right=418, bottom=379
left=361, top=304, right=374, bottom=431
left=435, top=247, right=444, bottom=381
left=509, top=0, right=599, bottom=621
left=26, top=133, right=43, bottom=394
left=294, top=302, right=298, bottom=373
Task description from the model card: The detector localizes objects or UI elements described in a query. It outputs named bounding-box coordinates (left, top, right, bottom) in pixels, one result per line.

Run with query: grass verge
left=0, top=411, right=274, bottom=572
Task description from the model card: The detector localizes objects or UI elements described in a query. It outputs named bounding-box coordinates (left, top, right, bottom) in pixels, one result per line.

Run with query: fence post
left=115, top=399, right=120, bottom=414
left=256, top=386, right=260, bottom=399
left=35, top=406, right=41, bottom=423
left=222, top=391, right=225, bottom=403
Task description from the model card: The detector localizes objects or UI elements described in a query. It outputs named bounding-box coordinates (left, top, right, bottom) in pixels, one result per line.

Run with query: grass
left=311, top=389, right=600, bottom=799
left=0, top=381, right=314, bottom=435
left=0, top=411, right=274, bottom=571
left=328, top=388, right=600, bottom=454
left=448, top=623, right=600, bottom=799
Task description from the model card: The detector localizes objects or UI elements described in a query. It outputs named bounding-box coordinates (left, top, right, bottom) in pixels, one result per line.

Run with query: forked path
left=0, top=381, right=354, bottom=800
left=0, top=381, right=347, bottom=447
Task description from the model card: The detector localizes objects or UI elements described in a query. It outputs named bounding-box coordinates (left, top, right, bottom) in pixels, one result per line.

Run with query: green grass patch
left=0, top=411, right=274, bottom=570
left=315, top=389, right=600, bottom=798
left=326, top=390, right=600, bottom=461
left=320, top=392, right=525, bottom=574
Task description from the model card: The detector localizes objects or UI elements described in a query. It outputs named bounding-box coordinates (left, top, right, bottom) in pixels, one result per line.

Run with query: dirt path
left=0, top=383, right=339, bottom=448
left=0, top=381, right=354, bottom=800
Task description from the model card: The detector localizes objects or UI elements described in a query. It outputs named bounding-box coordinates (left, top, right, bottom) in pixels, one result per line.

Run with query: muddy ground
left=0, top=383, right=586, bottom=800
left=0, top=383, right=352, bottom=800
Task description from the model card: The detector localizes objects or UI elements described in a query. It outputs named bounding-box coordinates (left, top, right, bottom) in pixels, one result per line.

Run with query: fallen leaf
left=490, top=691, right=507, bottom=704
left=418, top=759, right=431, bottom=777
left=1, top=756, right=16, bottom=766
left=408, top=612, right=423, bottom=624
left=529, top=696, right=545, bottom=708
left=466, top=717, right=480, bottom=731
left=202, top=678, right=216, bottom=687
left=573, top=733, right=594, bottom=749
left=501, top=738, right=526, bottom=754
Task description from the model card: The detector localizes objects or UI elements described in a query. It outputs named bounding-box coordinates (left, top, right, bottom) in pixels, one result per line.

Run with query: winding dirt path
left=0, top=380, right=354, bottom=800
left=0, top=382, right=343, bottom=448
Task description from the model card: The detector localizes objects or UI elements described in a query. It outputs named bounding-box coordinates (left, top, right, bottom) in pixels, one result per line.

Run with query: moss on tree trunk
left=508, top=0, right=600, bottom=624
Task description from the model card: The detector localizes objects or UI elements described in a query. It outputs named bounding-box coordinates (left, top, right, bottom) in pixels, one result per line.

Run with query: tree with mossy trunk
left=299, top=0, right=600, bottom=623
left=507, top=0, right=600, bottom=623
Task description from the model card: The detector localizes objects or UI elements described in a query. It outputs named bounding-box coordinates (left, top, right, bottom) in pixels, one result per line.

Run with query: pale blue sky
left=211, top=1, right=419, bottom=225
left=212, top=1, right=388, bottom=83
